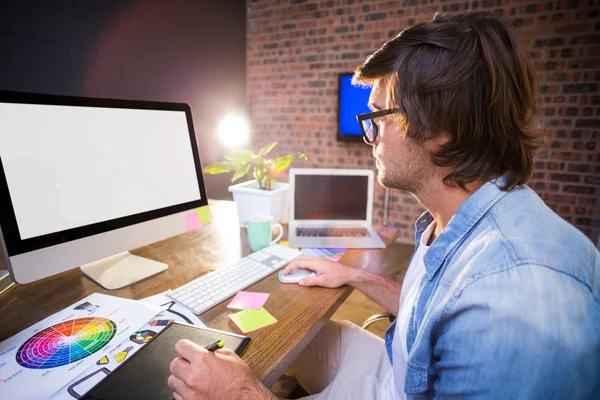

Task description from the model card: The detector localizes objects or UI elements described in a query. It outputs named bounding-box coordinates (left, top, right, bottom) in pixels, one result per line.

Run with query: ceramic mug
left=246, top=215, right=283, bottom=251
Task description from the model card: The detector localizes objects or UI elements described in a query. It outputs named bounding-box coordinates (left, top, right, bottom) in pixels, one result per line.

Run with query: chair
left=362, top=312, right=395, bottom=330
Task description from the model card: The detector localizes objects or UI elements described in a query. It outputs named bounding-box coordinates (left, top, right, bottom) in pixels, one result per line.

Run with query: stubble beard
left=377, top=166, right=422, bottom=194
left=375, top=141, right=435, bottom=195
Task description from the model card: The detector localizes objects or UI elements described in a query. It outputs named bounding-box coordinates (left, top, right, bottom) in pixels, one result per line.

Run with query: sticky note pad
left=196, top=206, right=212, bottom=224
left=227, top=291, right=270, bottom=310
left=229, top=308, right=278, bottom=334
left=279, top=241, right=298, bottom=250
left=185, top=211, right=202, bottom=231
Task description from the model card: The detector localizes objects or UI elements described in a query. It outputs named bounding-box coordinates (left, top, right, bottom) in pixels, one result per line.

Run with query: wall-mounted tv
left=337, top=72, right=373, bottom=142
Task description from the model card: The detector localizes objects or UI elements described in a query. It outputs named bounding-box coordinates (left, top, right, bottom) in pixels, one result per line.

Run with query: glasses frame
left=356, top=108, right=401, bottom=144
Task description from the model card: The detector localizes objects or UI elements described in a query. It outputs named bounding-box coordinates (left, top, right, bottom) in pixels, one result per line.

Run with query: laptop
left=287, top=168, right=386, bottom=249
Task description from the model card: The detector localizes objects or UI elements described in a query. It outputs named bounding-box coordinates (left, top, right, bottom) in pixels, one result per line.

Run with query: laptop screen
left=294, top=174, right=369, bottom=220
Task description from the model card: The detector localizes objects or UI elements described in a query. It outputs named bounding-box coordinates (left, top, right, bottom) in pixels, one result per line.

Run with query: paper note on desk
left=196, top=205, right=212, bottom=224
left=301, top=248, right=348, bottom=262
left=0, top=293, right=160, bottom=400
left=186, top=211, right=202, bottom=231
left=227, top=291, right=270, bottom=310
left=229, top=308, right=278, bottom=334
left=50, top=291, right=205, bottom=400
left=279, top=241, right=299, bottom=250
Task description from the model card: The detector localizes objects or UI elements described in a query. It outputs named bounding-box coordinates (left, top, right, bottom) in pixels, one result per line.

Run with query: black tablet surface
left=82, top=322, right=250, bottom=400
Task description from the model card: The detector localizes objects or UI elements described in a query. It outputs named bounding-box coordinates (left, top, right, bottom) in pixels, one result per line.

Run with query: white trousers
left=287, top=320, right=392, bottom=400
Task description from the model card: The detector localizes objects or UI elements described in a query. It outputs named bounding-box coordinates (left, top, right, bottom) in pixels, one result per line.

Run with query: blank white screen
left=0, top=102, right=201, bottom=240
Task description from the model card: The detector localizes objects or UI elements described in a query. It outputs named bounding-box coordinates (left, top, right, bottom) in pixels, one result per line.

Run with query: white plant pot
left=228, top=180, right=289, bottom=227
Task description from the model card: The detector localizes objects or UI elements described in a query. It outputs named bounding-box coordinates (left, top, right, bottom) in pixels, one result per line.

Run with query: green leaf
left=257, top=142, right=277, bottom=160
left=203, top=162, right=238, bottom=174
left=231, top=164, right=250, bottom=183
left=272, top=155, right=294, bottom=173
left=292, top=152, right=308, bottom=160
left=272, top=153, right=308, bottom=173
left=225, top=149, right=254, bottom=163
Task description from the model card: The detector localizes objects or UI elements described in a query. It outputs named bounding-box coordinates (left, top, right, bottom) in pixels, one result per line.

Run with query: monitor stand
left=0, top=271, right=15, bottom=296
left=80, top=252, right=168, bottom=290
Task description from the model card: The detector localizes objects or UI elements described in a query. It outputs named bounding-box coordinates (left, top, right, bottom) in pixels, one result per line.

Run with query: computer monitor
left=337, top=72, right=372, bottom=142
left=0, top=91, right=208, bottom=288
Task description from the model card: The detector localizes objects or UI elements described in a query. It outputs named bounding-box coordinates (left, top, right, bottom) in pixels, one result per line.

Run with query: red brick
left=588, top=45, right=600, bottom=57
left=554, top=24, right=594, bottom=35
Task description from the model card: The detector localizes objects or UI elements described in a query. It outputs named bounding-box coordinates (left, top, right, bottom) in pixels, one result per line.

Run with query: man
left=167, top=11, right=600, bottom=400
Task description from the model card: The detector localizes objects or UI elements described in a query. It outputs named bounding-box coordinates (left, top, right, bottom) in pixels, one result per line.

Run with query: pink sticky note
left=185, top=211, right=202, bottom=231
left=227, top=291, right=270, bottom=310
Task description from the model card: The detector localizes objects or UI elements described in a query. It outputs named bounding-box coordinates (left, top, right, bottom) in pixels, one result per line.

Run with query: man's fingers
left=215, top=347, right=236, bottom=357
left=172, top=392, right=184, bottom=400
left=282, top=258, right=309, bottom=274
left=168, top=374, right=192, bottom=398
left=169, top=357, right=191, bottom=383
left=298, top=275, right=323, bottom=287
left=282, top=261, right=299, bottom=274
left=175, top=339, right=206, bottom=364
left=282, top=257, right=320, bottom=274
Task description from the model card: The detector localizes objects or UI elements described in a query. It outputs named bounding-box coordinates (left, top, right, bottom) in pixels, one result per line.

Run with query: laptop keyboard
left=296, top=227, right=371, bottom=238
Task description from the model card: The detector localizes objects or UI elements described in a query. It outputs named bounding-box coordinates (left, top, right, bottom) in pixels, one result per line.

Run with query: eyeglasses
left=356, top=108, right=401, bottom=144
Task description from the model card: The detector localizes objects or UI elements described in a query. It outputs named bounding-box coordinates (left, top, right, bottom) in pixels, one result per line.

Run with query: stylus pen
left=204, top=340, right=225, bottom=352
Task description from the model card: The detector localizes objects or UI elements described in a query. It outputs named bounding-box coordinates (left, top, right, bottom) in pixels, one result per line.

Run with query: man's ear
left=424, top=132, right=450, bottom=151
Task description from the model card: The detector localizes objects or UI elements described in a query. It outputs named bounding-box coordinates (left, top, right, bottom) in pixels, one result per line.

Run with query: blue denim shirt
left=384, top=178, right=600, bottom=399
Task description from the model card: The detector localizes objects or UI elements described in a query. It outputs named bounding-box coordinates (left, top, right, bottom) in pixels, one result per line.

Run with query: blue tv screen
left=337, top=73, right=372, bottom=142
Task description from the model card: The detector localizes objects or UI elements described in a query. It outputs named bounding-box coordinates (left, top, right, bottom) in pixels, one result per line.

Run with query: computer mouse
left=278, top=268, right=317, bottom=284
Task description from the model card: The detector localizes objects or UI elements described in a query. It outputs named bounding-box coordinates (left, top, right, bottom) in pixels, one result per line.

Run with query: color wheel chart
left=16, top=318, right=117, bottom=369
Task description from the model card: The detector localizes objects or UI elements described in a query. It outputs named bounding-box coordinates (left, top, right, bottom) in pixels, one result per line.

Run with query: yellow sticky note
left=229, top=307, right=278, bottom=334
left=196, top=206, right=212, bottom=224
left=279, top=241, right=298, bottom=250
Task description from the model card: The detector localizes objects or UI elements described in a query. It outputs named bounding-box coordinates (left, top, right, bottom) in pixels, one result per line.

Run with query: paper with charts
left=0, top=293, right=161, bottom=400
left=50, top=290, right=206, bottom=400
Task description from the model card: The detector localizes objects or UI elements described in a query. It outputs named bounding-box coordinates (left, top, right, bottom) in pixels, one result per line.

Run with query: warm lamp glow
left=217, top=114, right=249, bottom=147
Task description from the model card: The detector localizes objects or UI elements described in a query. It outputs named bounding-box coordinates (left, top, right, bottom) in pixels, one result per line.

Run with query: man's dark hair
left=353, top=11, right=542, bottom=190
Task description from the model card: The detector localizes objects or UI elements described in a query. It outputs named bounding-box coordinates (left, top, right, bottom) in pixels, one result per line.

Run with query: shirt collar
left=416, top=176, right=512, bottom=280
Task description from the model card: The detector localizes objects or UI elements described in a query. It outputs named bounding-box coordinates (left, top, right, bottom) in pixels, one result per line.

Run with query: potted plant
left=204, top=142, right=307, bottom=226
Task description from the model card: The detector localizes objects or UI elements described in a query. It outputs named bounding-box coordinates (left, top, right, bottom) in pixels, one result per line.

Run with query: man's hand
left=282, top=256, right=355, bottom=288
left=168, top=339, right=276, bottom=400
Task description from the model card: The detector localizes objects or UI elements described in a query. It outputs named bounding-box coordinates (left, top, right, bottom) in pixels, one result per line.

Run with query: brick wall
left=247, top=0, right=600, bottom=244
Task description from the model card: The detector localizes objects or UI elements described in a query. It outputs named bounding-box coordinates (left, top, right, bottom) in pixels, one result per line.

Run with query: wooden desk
left=0, top=200, right=399, bottom=387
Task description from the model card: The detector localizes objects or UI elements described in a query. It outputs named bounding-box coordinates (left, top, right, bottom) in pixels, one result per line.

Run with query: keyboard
left=296, top=227, right=371, bottom=238
left=167, top=244, right=303, bottom=314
